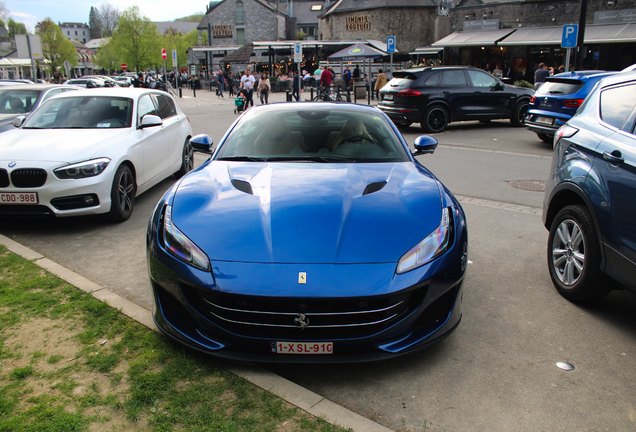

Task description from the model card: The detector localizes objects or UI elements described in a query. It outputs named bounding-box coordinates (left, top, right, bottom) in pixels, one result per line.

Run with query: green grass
left=0, top=245, right=351, bottom=432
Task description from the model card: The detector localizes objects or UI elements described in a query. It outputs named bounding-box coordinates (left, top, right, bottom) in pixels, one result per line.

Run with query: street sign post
left=562, top=25, right=578, bottom=71
left=161, top=48, right=167, bottom=84
left=387, top=36, right=396, bottom=76
left=121, top=63, right=127, bottom=70
left=161, top=48, right=167, bottom=60
left=172, top=49, right=177, bottom=68
left=294, top=43, right=302, bottom=100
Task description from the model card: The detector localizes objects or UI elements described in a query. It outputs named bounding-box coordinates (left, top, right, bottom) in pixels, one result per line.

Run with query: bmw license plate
left=271, top=342, right=333, bottom=354
left=536, top=116, right=553, bottom=125
left=383, top=93, right=393, bottom=101
left=0, top=192, right=38, bottom=204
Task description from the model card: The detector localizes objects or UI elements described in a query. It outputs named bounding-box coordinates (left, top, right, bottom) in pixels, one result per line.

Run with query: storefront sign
left=593, top=9, right=636, bottom=24
left=346, top=15, right=370, bottom=31
left=463, top=19, right=499, bottom=32
left=212, top=25, right=233, bottom=38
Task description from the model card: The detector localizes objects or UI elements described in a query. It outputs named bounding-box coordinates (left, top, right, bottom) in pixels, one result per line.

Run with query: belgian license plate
left=0, top=192, right=38, bottom=204
left=536, top=116, right=553, bottom=125
left=271, top=341, right=333, bottom=354
left=383, top=93, right=393, bottom=101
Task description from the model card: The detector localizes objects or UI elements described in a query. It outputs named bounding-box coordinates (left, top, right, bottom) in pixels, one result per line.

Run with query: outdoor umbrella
left=328, top=43, right=385, bottom=97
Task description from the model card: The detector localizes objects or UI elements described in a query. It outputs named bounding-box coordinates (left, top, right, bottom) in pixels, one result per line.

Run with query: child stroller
left=234, top=89, right=249, bottom=114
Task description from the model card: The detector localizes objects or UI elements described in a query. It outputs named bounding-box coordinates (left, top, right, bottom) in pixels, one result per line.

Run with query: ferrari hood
left=171, top=161, right=444, bottom=265
left=0, top=128, right=131, bottom=163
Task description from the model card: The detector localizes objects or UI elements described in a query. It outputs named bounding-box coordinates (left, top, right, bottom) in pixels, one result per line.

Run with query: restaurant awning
left=432, top=29, right=516, bottom=47
left=409, top=47, right=443, bottom=55
left=585, top=23, right=636, bottom=43
left=497, top=27, right=561, bottom=46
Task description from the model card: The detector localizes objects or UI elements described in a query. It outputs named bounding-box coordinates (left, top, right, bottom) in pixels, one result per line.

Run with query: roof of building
left=59, top=22, right=89, bottom=27
left=85, top=38, right=111, bottom=49
left=294, top=1, right=326, bottom=24
left=320, top=0, right=437, bottom=17
left=154, top=21, right=199, bottom=35
left=199, top=0, right=288, bottom=28
left=70, top=39, right=89, bottom=49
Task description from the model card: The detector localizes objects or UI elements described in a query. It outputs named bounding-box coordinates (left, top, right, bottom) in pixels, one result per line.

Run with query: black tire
left=421, top=105, right=449, bottom=133
left=510, top=100, right=528, bottom=127
left=537, top=133, right=553, bottom=144
left=174, top=138, right=194, bottom=178
left=106, top=164, right=136, bottom=222
left=547, top=205, right=611, bottom=301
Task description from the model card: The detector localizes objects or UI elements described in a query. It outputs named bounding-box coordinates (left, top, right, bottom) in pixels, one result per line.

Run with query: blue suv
left=526, top=71, right=617, bottom=144
left=543, top=71, right=636, bottom=301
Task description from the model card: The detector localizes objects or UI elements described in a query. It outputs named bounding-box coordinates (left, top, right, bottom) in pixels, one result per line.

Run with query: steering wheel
left=338, top=134, right=376, bottom=146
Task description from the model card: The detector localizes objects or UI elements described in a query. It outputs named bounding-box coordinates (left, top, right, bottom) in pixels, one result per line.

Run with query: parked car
left=0, top=84, right=79, bottom=133
left=147, top=102, right=468, bottom=362
left=525, top=71, right=617, bottom=143
left=85, top=75, right=128, bottom=87
left=0, top=88, right=193, bottom=221
left=113, top=76, right=133, bottom=86
left=63, top=77, right=107, bottom=88
left=377, top=66, right=533, bottom=133
left=543, top=71, right=636, bottom=302
left=0, top=79, right=33, bottom=86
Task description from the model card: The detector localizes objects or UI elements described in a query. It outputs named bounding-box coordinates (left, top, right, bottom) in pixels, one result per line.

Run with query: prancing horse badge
left=298, top=272, right=307, bottom=284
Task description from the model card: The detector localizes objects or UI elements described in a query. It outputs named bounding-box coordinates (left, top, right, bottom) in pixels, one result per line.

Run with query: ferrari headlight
left=54, top=158, right=110, bottom=179
left=397, top=207, right=452, bottom=274
left=163, top=205, right=210, bottom=271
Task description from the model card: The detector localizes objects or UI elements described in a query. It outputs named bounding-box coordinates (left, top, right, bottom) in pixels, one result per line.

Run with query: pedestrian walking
left=228, top=71, right=235, bottom=97
left=374, top=69, right=387, bottom=99
left=217, top=69, right=225, bottom=98
left=292, top=71, right=301, bottom=101
left=258, top=72, right=271, bottom=104
left=240, top=69, right=256, bottom=107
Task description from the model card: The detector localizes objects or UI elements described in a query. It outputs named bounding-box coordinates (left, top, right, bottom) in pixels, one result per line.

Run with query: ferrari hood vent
left=231, top=179, right=253, bottom=195
left=362, top=181, right=387, bottom=196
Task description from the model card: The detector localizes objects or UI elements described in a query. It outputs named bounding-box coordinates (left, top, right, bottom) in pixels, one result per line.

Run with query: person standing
left=240, top=69, right=256, bottom=107
left=217, top=69, right=225, bottom=98
left=314, top=66, right=323, bottom=95
left=343, top=66, right=351, bottom=90
left=374, top=69, right=387, bottom=100
left=534, top=62, right=551, bottom=88
left=227, top=71, right=235, bottom=97
left=352, top=64, right=360, bottom=79
left=292, top=70, right=300, bottom=101
left=257, top=72, right=271, bottom=104
left=320, top=66, right=333, bottom=93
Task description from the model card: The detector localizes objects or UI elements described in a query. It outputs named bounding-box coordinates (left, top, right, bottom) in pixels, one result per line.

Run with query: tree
left=8, top=18, right=27, bottom=38
left=93, top=39, right=119, bottom=71
left=161, top=28, right=198, bottom=69
left=109, top=6, right=159, bottom=71
left=99, top=3, right=121, bottom=37
left=36, top=19, right=78, bottom=74
left=89, top=6, right=103, bottom=39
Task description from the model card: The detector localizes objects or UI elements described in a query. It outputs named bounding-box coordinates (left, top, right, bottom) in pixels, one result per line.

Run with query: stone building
left=317, top=0, right=448, bottom=54
left=60, top=22, right=90, bottom=44
left=433, top=0, right=636, bottom=81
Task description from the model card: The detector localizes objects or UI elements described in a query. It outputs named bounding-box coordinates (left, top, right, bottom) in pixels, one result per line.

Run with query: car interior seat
left=253, top=116, right=299, bottom=155
left=330, top=116, right=373, bottom=151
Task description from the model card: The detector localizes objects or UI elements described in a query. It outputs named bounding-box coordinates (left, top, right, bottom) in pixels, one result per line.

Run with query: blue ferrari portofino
left=147, top=102, right=468, bottom=362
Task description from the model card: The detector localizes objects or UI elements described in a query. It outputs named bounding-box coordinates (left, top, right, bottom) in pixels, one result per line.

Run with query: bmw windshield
left=22, top=96, right=134, bottom=129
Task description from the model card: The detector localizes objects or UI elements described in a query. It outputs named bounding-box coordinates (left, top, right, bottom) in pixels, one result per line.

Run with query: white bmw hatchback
left=0, top=88, right=193, bottom=221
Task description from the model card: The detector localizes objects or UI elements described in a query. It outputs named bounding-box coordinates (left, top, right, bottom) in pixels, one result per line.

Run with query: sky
left=3, top=0, right=205, bottom=33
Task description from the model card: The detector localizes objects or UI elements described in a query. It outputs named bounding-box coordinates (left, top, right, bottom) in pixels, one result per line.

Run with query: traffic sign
left=294, top=42, right=302, bottom=63
left=121, top=63, right=127, bottom=70
left=172, top=49, right=177, bottom=68
left=562, top=25, right=578, bottom=48
left=387, top=36, right=396, bottom=54
left=161, top=48, right=167, bottom=60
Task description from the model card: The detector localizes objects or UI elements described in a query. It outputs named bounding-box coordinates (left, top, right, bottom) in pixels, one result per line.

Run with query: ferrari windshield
left=0, top=89, right=42, bottom=114
left=216, top=105, right=410, bottom=162
left=22, top=96, right=133, bottom=129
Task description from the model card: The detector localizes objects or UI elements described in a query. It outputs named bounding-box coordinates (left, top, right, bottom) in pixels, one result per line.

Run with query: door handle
left=603, top=151, right=624, bottom=165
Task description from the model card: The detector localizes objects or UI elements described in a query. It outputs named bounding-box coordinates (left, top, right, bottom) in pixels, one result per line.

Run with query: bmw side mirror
left=413, top=135, right=438, bottom=156
left=12, top=116, right=26, bottom=128
left=139, top=114, right=163, bottom=129
left=190, top=134, right=214, bottom=154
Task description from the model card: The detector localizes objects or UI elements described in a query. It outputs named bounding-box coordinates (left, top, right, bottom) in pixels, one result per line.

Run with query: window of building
left=311, top=4, right=322, bottom=11
left=75, top=30, right=78, bottom=35
left=236, top=1, right=244, bottom=25
left=237, top=28, right=245, bottom=46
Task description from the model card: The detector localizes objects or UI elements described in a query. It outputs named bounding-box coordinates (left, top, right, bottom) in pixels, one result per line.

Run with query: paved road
left=2, top=90, right=635, bottom=431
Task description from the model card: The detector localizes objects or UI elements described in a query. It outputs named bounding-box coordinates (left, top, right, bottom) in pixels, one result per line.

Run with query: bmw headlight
left=163, top=205, right=210, bottom=271
left=54, top=158, right=110, bottom=179
left=397, top=207, right=452, bottom=274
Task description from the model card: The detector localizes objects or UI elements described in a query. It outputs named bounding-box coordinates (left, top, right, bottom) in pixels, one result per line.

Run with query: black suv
left=377, top=66, right=533, bottom=133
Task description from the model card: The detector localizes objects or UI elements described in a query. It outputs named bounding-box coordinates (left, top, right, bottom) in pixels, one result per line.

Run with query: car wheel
left=537, top=132, right=552, bottom=144
left=510, top=101, right=528, bottom=127
left=547, top=205, right=611, bottom=301
left=421, top=106, right=449, bottom=133
left=174, top=138, right=194, bottom=178
left=106, top=164, right=136, bottom=222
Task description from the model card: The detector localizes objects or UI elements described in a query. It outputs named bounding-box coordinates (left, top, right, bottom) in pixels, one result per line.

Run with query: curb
left=0, top=233, right=392, bottom=432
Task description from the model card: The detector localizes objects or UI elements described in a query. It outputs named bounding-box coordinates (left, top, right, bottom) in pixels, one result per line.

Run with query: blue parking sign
left=562, top=25, right=578, bottom=48
left=387, top=36, right=396, bottom=53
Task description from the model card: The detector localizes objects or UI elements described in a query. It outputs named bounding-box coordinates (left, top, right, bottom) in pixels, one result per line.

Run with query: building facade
left=60, top=22, right=90, bottom=44
left=433, top=0, right=636, bottom=81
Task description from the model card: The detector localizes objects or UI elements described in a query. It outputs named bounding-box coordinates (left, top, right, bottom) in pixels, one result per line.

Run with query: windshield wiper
left=217, top=155, right=268, bottom=162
